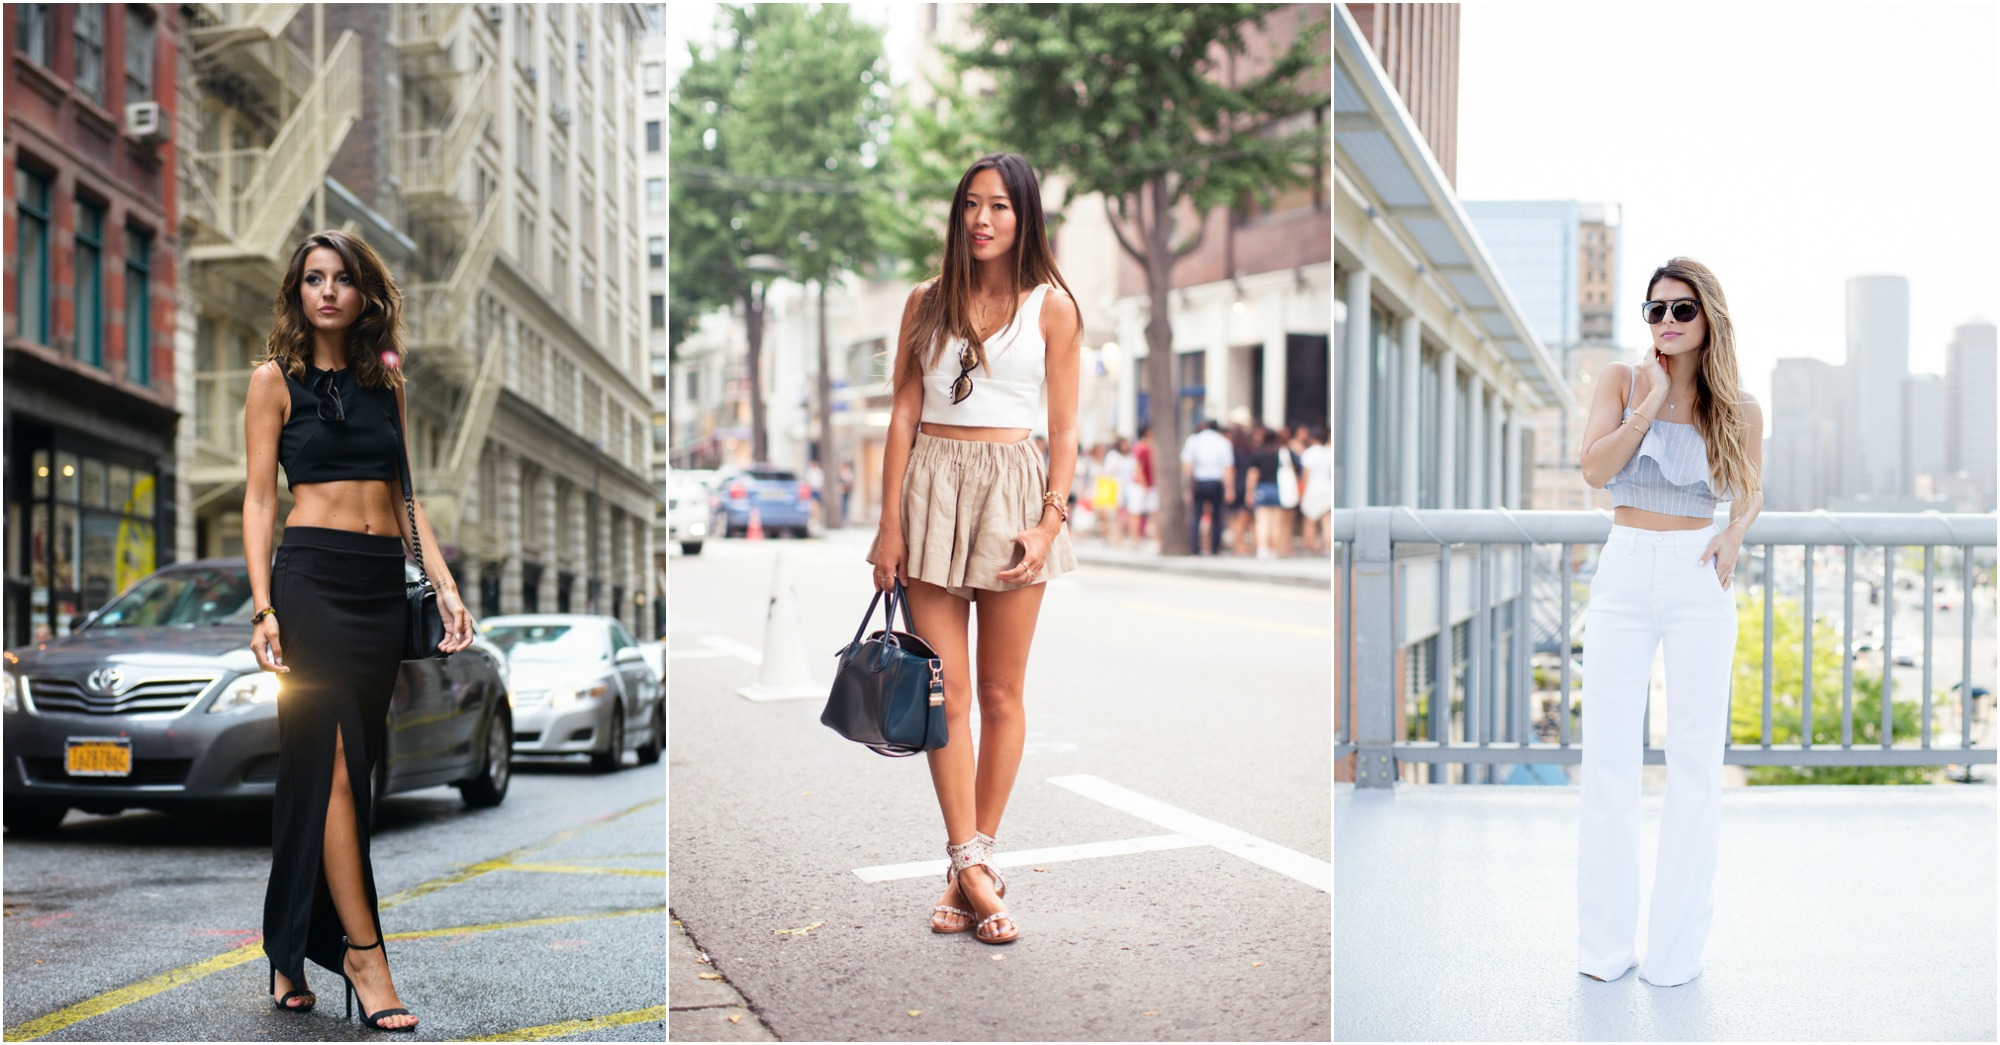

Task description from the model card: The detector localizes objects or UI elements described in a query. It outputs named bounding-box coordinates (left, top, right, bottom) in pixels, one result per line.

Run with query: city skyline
left=1455, top=2, right=1998, bottom=415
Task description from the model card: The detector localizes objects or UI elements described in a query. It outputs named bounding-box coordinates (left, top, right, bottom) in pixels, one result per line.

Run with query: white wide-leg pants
left=1577, top=522, right=1738, bottom=987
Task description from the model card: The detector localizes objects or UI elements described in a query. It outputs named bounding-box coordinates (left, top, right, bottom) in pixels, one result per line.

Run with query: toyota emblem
left=87, top=667, right=123, bottom=694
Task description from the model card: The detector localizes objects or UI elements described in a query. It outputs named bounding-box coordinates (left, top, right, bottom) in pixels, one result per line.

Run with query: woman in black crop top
left=242, top=231, right=474, bottom=1030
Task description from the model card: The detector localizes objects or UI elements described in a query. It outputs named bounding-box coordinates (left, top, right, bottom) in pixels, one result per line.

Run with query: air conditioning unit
left=479, top=3, right=503, bottom=25
left=552, top=102, right=571, bottom=126
left=525, top=65, right=538, bottom=85
left=124, top=101, right=170, bottom=145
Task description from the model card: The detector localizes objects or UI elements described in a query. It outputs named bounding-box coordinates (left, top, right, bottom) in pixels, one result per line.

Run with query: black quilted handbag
left=821, top=580, right=945, bottom=756
left=387, top=390, right=448, bottom=660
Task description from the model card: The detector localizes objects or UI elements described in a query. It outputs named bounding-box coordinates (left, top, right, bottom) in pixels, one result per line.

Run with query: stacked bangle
left=1042, top=491, right=1068, bottom=525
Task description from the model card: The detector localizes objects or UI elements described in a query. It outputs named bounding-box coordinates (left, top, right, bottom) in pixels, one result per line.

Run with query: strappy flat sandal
left=944, top=834, right=1018, bottom=944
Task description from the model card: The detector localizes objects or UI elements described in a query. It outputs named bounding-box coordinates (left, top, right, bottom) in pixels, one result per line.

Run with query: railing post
left=1353, top=507, right=1397, bottom=789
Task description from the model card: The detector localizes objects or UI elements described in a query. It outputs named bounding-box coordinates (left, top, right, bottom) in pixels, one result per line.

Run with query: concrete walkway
left=807, top=526, right=1332, bottom=588
left=1335, top=784, right=1995, bottom=1041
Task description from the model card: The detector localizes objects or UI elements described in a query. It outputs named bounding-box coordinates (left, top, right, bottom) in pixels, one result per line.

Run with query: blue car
left=712, top=466, right=813, bottom=538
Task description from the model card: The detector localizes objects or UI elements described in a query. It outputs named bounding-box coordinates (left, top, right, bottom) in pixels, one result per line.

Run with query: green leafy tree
left=1726, top=592, right=1942, bottom=785
left=668, top=4, right=892, bottom=465
left=941, top=4, right=1328, bottom=555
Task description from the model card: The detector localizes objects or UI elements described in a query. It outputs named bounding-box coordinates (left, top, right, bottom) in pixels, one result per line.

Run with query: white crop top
left=919, top=283, right=1053, bottom=429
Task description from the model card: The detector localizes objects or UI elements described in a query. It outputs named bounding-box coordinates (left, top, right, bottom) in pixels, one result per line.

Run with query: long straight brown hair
left=896, top=153, right=1078, bottom=393
left=1648, top=256, right=1757, bottom=501
left=263, top=230, right=408, bottom=390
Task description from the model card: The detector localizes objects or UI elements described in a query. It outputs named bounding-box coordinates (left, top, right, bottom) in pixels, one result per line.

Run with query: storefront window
left=18, top=446, right=161, bottom=642
left=109, top=464, right=132, bottom=514
left=56, top=452, right=79, bottom=503
left=81, top=456, right=107, bottom=509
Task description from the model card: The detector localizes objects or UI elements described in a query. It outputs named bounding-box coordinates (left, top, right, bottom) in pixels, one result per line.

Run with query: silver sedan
left=480, top=614, right=662, bottom=772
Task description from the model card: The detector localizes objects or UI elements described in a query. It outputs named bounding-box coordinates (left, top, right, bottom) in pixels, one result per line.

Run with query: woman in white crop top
left=1572, top=257, right=1764, bottom=987
left=866, top=153, right=1082, bottom=945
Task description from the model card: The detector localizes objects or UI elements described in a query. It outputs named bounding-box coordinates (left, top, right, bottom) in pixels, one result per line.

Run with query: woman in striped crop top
left=1573, top=257, right=1764, bottom=987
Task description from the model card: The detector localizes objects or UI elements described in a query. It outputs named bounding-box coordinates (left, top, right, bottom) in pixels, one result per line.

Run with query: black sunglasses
left=314, top=372, right=345, bottom=422
left=949, top=341, right=979, bottom=404
left=1642, top=298, right=1701, bottom=325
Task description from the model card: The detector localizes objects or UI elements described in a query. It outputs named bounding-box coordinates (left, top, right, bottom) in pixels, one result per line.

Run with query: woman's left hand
left=437, top=587, right=475, bottom=652
left=1698, top=533, right=1741, bottom=590
left=997, top=526, right=1054, bottom=584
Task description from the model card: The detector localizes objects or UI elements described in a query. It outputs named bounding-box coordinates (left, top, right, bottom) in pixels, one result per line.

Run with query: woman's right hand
left=253, top=617, right=289, bottom=673
left=871, top=529, right=906, bottom=592
left=1636, top=348, right=1669, bottom=410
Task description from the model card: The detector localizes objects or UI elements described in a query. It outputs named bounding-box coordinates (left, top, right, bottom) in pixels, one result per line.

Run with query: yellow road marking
left=1, top=907, right=665, bottom=1041
left=1120, top=601, right=1332, bottom=637
left=466, top=1005, right=668, bottom=1042
left=501, top=862, right=665, bottom=878
left=378, top=796, right=663, bottom=910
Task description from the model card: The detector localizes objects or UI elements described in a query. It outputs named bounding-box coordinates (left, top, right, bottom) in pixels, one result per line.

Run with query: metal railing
left=398, top=47, right=496, bottom=205
left=1335, top=508, right=1998, bottom=788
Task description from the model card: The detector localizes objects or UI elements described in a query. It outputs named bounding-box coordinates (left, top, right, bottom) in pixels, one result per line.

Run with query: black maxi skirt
left=261, top=526, right=408, bottom=983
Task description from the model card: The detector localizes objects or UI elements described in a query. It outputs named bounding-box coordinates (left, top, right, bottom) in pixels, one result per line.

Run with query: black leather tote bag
left=821, top=580, right=945, bottom=757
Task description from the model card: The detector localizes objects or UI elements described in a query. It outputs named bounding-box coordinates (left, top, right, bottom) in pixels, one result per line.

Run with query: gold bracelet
left=252, top=607, right=277, bottom=626
left=1042, top=490, right=1068, bottom=524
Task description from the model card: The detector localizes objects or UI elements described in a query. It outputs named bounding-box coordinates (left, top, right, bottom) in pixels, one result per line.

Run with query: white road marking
left=1049, top=774, right=1330, bottom=892
left=853, top=834, right=1204, bottom=882
left=696, top=635, right=764, bottom=665
left=665, top=648, right=737, bottom=660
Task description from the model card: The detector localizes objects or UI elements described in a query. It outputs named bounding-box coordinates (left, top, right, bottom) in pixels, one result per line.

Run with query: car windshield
left=748, top=469, right=796, bottom=482
left=482, top=623, right=606, bottom=662
left=87, top=566, right=256, bottom=628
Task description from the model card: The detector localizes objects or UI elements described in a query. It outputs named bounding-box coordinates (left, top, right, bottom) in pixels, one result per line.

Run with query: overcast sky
left=1454, top=2, right=1998, bottom=416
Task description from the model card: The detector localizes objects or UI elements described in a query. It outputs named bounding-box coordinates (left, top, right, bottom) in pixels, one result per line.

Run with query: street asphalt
left=666, top=535, right=1332, bottom=1042
left=2, top=753, right=665, bottom=1041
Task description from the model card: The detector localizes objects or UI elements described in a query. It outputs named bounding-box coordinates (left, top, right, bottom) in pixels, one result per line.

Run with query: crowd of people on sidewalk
left=1052, top=408, right=1332, bottom=559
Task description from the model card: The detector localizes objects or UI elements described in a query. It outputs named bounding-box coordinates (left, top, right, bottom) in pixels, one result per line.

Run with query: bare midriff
left=1612, top=505, right=1715, bottom=531
left=920, top=422, right=1032, bottom=443
left=285, top=479, right=405, bottom=535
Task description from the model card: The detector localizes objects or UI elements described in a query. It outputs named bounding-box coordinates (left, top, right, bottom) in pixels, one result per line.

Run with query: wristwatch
left=252, top=607, right=277, bottom=626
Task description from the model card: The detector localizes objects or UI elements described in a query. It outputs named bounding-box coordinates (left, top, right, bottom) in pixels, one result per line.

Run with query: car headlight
left=208, top=671, right=283, bottom=713
left=3, top=670, right=18, bottom=713
left=550, top=682, right=610, bottom=709
left=689, top=522, right=706, bottom=537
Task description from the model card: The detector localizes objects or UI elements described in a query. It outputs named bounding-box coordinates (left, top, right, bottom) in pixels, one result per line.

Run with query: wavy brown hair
left=1647, top=256, right=1757, bottom=500
left=895, top=153, right=1078, bottom=392
left=263, top=230, right=407, bottom=389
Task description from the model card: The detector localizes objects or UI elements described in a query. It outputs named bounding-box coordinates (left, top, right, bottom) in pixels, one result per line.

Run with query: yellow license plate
left=65, top=738, right=132, bottom=777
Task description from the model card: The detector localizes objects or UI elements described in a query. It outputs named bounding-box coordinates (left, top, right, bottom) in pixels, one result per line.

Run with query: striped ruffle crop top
left=1604, top=364, right=1726, bottom=518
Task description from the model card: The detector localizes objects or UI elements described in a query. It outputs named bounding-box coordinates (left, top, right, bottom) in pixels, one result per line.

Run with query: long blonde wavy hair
left=1649, top=256, right=1757, bottom=500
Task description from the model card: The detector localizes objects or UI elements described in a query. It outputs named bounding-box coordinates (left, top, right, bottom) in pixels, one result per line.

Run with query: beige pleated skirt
left=869, top=432, right=1078, bottom=600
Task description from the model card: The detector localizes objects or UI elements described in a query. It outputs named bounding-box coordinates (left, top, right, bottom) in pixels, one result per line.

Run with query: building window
left=18, top=4, right=51, bottom=66
left=516, top=108, right=534, bottom=180
left=15, top=166, right=51, bottom=345
left=75, top=199, right=104, bottom=366
left=646, top=177, right=663, bottom=215
left=515, top=4, right=534, bottom=68
left=125, top=11, right=155, bottom=102
left=74, top=5, right=106, bottom=103
left=552, top=247, right=568, bottom=306
left=551, top=150, right=567, bottom=221
left=650, top=293, right=665, bottom=329
left=645, top=120, right=660, bottom=153
left=647, top=235, right=663, bottom=270
left=642, top=62, right=663, bottom=95
left=125, top=226, right=152, bottom=385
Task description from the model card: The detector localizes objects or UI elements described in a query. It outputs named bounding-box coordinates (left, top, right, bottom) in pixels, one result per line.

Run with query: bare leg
left=324, top=724, right=417, bottom=1029
left=904, top=580, right=977, bottom=929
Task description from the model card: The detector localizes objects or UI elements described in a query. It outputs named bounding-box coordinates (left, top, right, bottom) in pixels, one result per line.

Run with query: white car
left=668, top=471, right=715, bottom=555
left=480, top=615, right=663, bottom=772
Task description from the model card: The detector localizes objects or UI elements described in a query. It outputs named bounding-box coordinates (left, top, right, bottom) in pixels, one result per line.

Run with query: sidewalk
left=813, top=526, right=1331, bottom=588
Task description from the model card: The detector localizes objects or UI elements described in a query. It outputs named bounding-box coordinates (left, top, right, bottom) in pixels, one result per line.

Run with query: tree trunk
left=816, top=279, right=842, bottom=530
left=1143, top=173, right=1188, bottom=557
left=745, top=281, right=768, bottom=463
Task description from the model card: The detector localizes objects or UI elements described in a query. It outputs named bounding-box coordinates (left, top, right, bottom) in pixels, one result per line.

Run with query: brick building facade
left=4, top=3, right=181, bottom=646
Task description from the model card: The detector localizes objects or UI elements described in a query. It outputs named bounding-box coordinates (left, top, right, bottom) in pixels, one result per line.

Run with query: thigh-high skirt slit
left=261, top=526, right=408, bottom=983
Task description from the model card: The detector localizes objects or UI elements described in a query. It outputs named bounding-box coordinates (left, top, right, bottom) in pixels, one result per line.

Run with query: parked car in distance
left=480, top=614, right=662, bottom=772
left=668, top=470, right=713, bottom=555
left=3, top=559, right=514, bottom=835
left=711, top=465, right=813, bottom=538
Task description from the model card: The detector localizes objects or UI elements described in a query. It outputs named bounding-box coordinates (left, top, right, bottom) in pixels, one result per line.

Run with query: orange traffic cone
left=747, top=506, right=765, bottom=540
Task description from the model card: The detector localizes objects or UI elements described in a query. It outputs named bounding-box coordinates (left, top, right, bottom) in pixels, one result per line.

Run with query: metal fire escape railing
left=396, top=3, right=467, bottom=63
left=398, top=55, right=497, bottom=216
left=404, top=192, right=502, bottom=378
left=186, top=3, right=305, bottom=60
left=416, top=327, right=508, bottom=553
left=186, top=30, right=362, bottom=265
left=1336, top=508, right=1998, bottom=789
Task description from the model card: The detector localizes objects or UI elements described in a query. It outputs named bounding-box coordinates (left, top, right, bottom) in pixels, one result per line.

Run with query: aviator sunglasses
left=950, top=341, right=980, bottom=404
left=1642, top=298, right=1701, bottom=325
left=314, top=370, right=345, bottom=422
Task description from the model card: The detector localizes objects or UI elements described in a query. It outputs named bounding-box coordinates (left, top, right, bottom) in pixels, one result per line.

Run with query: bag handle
left=383, top=385, right=433, bottom=592
left=848, top=578, right=922, bottom=647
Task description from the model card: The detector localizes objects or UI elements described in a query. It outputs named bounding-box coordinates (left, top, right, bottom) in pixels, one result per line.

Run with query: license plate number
left=65, top=737, right=132, bottom=777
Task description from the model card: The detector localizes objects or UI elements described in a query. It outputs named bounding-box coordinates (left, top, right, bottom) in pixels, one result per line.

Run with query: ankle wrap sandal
left=945, top=834, right=1018, bottom=944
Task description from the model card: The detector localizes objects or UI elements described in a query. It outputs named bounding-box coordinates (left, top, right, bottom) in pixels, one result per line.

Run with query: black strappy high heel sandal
left=268, top=966, right=316, bottom=1011
left=341, top=936, right=417, bottom=1032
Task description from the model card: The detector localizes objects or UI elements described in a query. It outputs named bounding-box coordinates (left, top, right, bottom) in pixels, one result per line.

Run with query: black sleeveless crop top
left=278, top=364, right=404, bottom=489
